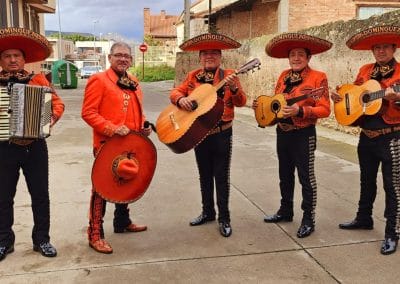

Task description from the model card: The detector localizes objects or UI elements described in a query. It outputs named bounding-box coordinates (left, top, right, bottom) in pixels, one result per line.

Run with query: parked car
left=80, top=66, right=103, bottom=79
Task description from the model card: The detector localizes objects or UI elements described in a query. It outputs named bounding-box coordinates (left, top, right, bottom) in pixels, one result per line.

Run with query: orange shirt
left=170, top=67, right=246, bottom=122
left=81, top=68, right=146, bottom=149
left=275, top=66, right=331, bottom=128
left=354, top=62, right=400, bottom=125
left=30, top=73, right=64, bottom=123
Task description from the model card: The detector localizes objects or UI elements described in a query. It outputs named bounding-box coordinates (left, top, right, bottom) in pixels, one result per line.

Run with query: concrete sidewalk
left=0, top=80, right=398, bottom=283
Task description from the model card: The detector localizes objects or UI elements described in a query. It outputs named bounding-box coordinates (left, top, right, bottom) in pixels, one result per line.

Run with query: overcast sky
left=44, top=0, right=185, bottom=42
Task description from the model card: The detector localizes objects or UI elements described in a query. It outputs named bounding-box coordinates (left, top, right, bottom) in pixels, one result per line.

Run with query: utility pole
left=208, top=0, right=212, bottom=33
left=56, top=0, right=62, bottom=60
left=184, top=0, right=190, bottom=41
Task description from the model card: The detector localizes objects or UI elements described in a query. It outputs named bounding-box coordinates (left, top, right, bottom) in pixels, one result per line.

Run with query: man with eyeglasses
left=82, top=42, right=152, bottom=254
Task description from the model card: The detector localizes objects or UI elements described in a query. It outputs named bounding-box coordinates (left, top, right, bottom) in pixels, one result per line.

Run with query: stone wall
left=174, top=10, right=400, bottom=134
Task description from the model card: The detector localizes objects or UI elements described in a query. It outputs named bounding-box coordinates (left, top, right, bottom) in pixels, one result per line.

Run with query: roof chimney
left=161, top=10, right=166, bottom=20
left=144, top=8, right=151, bottom=35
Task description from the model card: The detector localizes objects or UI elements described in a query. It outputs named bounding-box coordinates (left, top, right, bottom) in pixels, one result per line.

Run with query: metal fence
left=133, top=45, right=177, bottom=67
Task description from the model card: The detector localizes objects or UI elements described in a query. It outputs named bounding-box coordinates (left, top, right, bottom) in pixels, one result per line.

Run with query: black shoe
left=33, top=242, right=57, bottom=257
left=338, top=219, right=373, bottom=230
left=264, top=214, right=293, bottom=223
left=297, top=224, right=315, bottom=238
left=189, top=213, right=216, bottom=226
left=0, top=245, right=14, bottom=261
left=381, top=238, right=398, bottom=255
left=219, top=221, right=232, bottom=237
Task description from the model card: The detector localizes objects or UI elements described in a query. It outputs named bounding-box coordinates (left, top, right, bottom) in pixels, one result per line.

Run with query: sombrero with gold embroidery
left=346, top=25, right=400, bottom=50
left=265, top=33, right=332, bottom=58
left=92, top=132, right=157, bottom=204
left=0, top=27, right=52, bottom=63
left=179, top=33, right=241, bottom=51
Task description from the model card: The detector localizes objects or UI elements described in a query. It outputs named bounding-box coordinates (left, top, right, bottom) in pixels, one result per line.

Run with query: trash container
left=58, top=61, right=78, bottom=89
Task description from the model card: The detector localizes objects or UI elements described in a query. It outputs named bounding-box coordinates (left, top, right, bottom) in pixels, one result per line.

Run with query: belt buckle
left=362, top=129, right=380, bottom=139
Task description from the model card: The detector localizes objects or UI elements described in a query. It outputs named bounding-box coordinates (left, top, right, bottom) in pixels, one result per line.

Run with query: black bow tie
left=195, top=71, right=215, bottom=83
left=0, top=70, right=32, bottom=86
left=371, top=59, right=396, bottom=81
left=283, top=70, right=302, bottom=93
left=117, top=74, right=138, bottom=91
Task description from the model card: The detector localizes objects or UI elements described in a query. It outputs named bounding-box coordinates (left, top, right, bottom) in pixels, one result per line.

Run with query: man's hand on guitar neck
left=225, top=73, right=238, bottom=92
left=330, top=86, right=342, bottom=103
left=384, top=86, right=400, bottom=101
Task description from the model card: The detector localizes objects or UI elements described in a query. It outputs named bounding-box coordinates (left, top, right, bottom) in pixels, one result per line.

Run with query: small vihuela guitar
left=156, top=58, right=261, bottom=154
left=334, top=79, right=400, bottom=126
left=254, top=87, right=324, bottom=127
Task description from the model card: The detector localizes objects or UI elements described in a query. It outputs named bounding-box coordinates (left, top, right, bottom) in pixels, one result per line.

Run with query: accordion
left=0, top=83, right=52, bottom=141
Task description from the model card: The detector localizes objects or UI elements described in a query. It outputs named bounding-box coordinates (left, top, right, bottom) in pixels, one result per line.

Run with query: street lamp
left=93, top=19, right=99, bottom=55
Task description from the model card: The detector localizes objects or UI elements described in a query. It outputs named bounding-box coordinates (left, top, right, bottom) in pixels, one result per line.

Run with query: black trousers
left=357, top=132, right=400, bottom=239
left=194, top=127, right=232, bottom=223
left=276, top=126, right=317, bottom=226
left=0, top=140, right=50, bottom=247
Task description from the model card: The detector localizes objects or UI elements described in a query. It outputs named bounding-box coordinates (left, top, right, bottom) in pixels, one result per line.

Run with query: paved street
left=0, top=79, right=399, bottom=283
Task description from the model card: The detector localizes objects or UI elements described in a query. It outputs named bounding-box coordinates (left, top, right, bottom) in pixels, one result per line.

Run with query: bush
left=129, top=64, right=175, bottom=82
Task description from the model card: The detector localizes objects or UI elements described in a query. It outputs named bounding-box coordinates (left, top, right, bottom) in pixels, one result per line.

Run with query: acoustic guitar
left=156, top=58, right=261, bottom=154
left=254, top=87, right=324, bottom=127
left=333, top=79, right=400, bottom=126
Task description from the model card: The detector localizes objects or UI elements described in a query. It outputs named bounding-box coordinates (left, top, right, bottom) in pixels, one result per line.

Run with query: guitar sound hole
left=271, top=101, right=280, bottom=113
left=191, top=100, right=198, bottom=111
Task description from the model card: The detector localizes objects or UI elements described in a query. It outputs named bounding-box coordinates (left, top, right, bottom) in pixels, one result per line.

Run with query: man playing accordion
left=0, top=28, right=64, bottom=261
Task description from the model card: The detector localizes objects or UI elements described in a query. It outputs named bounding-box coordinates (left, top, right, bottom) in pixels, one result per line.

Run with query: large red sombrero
left=346, top=25, right=400, bottom=50
left=0, top=27, right=52, bottom=63
left=179, top=33, right=241, bottom=51
left=265, top=33, right=332, bottom=58
left=92, top=132, right=157, bottom=204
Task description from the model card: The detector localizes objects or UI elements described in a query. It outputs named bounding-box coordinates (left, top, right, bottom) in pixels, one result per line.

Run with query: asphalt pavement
left=0, top=79, right=398, bottom=284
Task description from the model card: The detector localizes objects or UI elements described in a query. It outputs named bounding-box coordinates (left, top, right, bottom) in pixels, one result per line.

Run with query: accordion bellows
left=0, top=83, right=52, bottom=140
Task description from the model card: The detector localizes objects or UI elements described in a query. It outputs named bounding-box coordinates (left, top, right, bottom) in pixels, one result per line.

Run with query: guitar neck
left=286, top=94, right=310, bottom=105
left=214, top=70, right=239, bottom=91
left=367, top=85, right=400, bottom=102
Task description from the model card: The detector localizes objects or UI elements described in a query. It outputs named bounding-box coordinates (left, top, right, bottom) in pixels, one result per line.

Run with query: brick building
left=143, top=8, right=179, bottom=47
left=0, top=0, right=55, bottom=72
left=176, top=0, right=400, bottom=45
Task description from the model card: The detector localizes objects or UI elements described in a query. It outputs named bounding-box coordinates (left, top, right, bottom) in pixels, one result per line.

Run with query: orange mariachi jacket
left=170, top=67, right=247, bottom=122
left=275, top=66, right=331, bottom=128
left=30, top=73, right=64, bottom=123
left=354, top=62, right=400, bottom=125
left=81, top=68, right=146, bottom=149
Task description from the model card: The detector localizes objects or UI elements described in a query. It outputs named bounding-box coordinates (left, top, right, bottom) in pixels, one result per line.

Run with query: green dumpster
left=58, top=61, right=78, bottom=89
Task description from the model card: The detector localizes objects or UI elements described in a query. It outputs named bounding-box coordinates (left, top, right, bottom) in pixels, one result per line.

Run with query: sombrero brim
left=0, top=28, right=51, bottom=63
left=179, top=33, right=241, bottom=51
left=92, top=132, right=157, bottom=204
left=265, top=33, right=332, bottom=58
left=346, top=26, right=400, bottom=50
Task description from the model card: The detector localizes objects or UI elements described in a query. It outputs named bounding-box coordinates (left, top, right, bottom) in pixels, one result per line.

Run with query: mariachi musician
left=0, top=28, right=64, bottom=261
left=253, top=33, right=331, bottom=238
left=81, top=41, right=153, bottom=254
left=331, top=25, right=400, bottom=255
left=170, top=33, right=247, bottom=237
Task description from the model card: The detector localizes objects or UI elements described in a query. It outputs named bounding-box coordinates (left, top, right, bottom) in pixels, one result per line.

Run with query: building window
left=23, top=3, right=30, bottom=29
left=10, top=0, right=19, bottom=27
left=358, top=6, right=398, bottom=19
left=0, top=0, right=7, bottom=28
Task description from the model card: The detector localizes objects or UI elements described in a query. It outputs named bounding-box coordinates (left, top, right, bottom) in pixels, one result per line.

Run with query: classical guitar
left=254, top=87, right=324, bottom=127
left=333, top=79, right=400, bottom=126
left=156, top=58, right=261, bottom=154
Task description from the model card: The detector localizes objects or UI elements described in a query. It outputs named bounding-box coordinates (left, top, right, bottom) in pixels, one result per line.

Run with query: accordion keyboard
left=0, top=87, right=10, bottom=140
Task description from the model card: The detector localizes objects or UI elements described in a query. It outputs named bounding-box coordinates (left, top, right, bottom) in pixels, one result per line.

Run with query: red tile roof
left=149, top=14, right=179, bottom=38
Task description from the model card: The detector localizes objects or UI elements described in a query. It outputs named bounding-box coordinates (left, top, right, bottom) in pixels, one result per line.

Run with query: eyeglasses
left=111, top=53, right=132, bottom=59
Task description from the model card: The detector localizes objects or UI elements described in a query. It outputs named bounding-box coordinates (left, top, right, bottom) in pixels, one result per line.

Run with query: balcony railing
left=25, top=0, right=48, bottom=4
